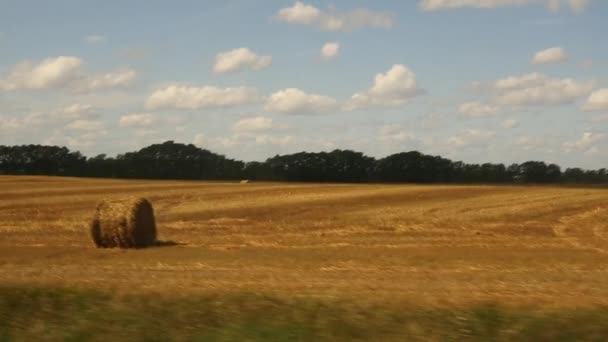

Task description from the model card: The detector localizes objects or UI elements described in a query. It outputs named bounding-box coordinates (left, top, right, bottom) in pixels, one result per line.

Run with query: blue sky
left=0, top=0, right=607, bottom=168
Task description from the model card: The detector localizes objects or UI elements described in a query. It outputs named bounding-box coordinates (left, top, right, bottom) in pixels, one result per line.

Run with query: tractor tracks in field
left=553, top=206, right=608, bottom=254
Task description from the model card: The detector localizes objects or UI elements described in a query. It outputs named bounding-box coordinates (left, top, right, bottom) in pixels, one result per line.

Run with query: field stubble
left=1, top=176, right=608, bottom=309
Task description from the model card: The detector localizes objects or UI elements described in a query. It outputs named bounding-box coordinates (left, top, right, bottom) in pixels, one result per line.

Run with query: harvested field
left=1, top=175, right=608, bottom=305
left=1, top=175, right=608, bottom=339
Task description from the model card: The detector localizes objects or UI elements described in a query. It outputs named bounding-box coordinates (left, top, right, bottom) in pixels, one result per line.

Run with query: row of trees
left=1, top=141, right=607, bottom=184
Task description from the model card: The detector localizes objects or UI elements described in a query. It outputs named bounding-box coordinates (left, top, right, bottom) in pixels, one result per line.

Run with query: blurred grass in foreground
left=1, top=287, right=608, bottom=341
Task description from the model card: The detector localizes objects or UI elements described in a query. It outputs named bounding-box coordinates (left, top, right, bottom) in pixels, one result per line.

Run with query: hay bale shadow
left=152, top=240, right=186, bottom=248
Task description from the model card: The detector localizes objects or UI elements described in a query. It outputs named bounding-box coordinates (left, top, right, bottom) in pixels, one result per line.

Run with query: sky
left=0, top=0, right=607, bottom=168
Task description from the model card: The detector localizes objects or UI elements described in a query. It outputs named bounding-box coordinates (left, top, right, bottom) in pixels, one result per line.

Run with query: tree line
left=1, top=141, right=607, bottom=184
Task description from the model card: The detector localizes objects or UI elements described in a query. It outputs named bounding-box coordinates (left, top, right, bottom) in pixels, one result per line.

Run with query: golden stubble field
left=1, top=175, right=607, bottom=308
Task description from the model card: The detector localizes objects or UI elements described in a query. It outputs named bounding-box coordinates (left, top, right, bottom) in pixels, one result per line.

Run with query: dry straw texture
left=90, top=197, right=157, bottom=248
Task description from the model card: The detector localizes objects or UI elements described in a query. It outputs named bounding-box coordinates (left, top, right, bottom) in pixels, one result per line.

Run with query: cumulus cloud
left=513, top=135, right=547, bottom=151
left=193, top=134, right=206, bottom=147
left=2, top=104, right=98, bottom=129
left=146, top=85, right=259, bottom=110
left=419, top=0, right=591, bottom=12
left=255, top=134, right=294, bottom=145
left=119, top=113, right=156, bottom=127
left=65, top=119, right=103, bottom=131
left=465, top=72, right=593, bottom=116
left=0, top=117, right=22, bottom=131
left=491, top=73, right=594, bottom=106
left=63, top=104, right=93, bottom=116
left=53, top=104, right=97, bottom=121
left=345, top=64, right=424, bottom=110
left=44, top=131, right=106, bottom=150
left=277, top=2, right=393, bottom=32
left=277, top=1, right=320, bottom=23
left=0, top=56, right=136, bottom=92
left=567, top=0, right=590, bottom=12
left=265, top=88, right=338, bottom=114
left=86, top=69, right=136, bottom=90
left=532, top=47, right=568, bottom=65
left=320, top=42, right=340, bottom=60
left=583, top=88, right=608, bottom=111
left=0, top=56, right=83, bottom=90
left=448, top=129, right=495, bottom=147
left=213, top=48, right=272, bottom=74
left=563, top=132, right=604, bottom=154
left=378, top=125, right=416, bottom=142
left=458, top=101, right=499, bottom=117
left=232, top=116, right=275, bottom=132
left=204, top=132, right=294, bottom=149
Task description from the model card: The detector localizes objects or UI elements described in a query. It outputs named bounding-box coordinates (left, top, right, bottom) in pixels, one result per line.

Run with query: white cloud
left=193, top=134, right=206, bottom=147
left=320, top=42, right=340, bottom=60
left=277, top=2, right=393, bottom=32
left=277, top=1, right=320, bottom=24
left=265, top=88, right=338, bottom=114
left=20, top=112, right=48, bottom=126
left=63, top=104, right=93, bottom=116
left=85, top=35, right=106, bottom=44
left=232, top=116, right=274, bottom=132
left=583, top=145, right=599, bottom=156
left=0, top=117, right=22, bottom=131
left=119, top=113, right=156, bottom=127
left=345, top=64, right=424, bottom=110
left=419, top=0, right=591, bottom=12
left=493, top=72, right=546, bottom=90
left=0, top=56, right=83, bottom=90
left=546, top=0, right=561, bottom=11
left=458, top=101, right=499, bottom=117
left=206, top=132, right=295, bottom=148
left=515, top=136, right=533, bottom=146
left=2, top=104, right=97, bottom=129
left=378, top=125, right=416, bottom=142
left=44, top=130, right=106, bottom=150
left=55, top=104, right=96, bottom=121
left=464, top=73, right=594, bottom=115
left=255, top=135, right=294, bottom=145
left=448, top=129, right=495, bottom=147
left=583, top=88, right=608, bottom=111
left=502, top=118, right=519, bottom=128
left=146, top=85, right=259, bottom=110
left=420, top=0, right=532, bottom=10
left=0, top=56, right=136, bottom=92
left=563, top=132, right=604, bottom=154
left=86, top=69, right=136, bottom=90
left=214, top=134, right=243, bottom=148
left=514, top=135, right=546, bottom=150
left=568, top=0, right=590, bottom=12
left=492, top=73, right=594, bottom=106
left=65, top=119, right=103, bottom=131
left=64, top=104, right=98, bottom=119
left=531, top=47, right=568, bottom=65
left=213, top=48, right=272, bottom=74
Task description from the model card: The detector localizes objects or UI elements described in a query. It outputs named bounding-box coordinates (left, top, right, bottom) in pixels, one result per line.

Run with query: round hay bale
left=90, top=197, right=157, bottom=248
